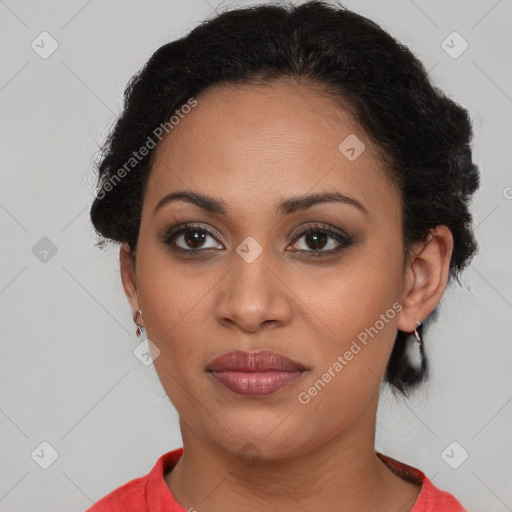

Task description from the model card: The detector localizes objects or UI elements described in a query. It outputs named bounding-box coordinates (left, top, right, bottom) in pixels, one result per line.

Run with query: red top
left=85, top=447, right=467, bottom=512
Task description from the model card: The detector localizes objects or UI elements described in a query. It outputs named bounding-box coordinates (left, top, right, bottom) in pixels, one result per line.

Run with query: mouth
left=206, top=350, right=308, bottom=398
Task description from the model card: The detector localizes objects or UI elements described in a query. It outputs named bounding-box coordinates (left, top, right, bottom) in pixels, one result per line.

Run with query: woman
left=87, top=1, right=479, bottom=510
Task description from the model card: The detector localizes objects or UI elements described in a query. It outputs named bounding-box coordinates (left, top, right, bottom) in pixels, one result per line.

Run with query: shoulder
left=418, top=478, right=468, bottom=511
left=376, top=452, right=468, bottom=512
left=84, top=474, right=148, bottom=512
left=85, top=448, right=184, bottom=512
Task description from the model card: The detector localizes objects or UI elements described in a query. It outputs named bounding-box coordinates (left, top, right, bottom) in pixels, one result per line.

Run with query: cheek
left=294, top=238, right=403, bottom=401
left=298, top=241, right=403, bottom=341
left=136, top=250, right=216, bottom=361
left=136, top=259, right=214, bottom=413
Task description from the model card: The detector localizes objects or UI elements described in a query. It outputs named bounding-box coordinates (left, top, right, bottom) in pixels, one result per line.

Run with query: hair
left=89, top=0, right=480, bottom=397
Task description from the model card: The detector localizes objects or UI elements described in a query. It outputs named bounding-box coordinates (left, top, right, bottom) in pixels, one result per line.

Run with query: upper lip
left=207, top=350, right=307, bottom=372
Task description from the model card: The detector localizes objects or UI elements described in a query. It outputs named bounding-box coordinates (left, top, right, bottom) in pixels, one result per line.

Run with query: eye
left=161, top=222, right=355, bottom=258
left=289, top=223, right=355, bottom=257
left=162, top=223, right=224, bottom=253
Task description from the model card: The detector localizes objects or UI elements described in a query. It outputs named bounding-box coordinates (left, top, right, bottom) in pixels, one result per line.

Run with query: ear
left=397, top=225, right=454, bottom=332
left=120, top=242, right=143, bottom=326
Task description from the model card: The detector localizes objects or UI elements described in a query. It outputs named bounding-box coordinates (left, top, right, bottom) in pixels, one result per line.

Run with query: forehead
left=144, top=80, right=396, bottom=219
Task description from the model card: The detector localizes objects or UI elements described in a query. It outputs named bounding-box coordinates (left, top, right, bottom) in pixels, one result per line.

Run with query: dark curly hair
left=89, top=0, right=480, bottom=397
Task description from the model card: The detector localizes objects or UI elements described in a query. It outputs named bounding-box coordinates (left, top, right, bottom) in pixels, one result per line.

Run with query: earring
left=135, top=309, right=144, bottom=337
left=413, top=320, right=422, bottom=351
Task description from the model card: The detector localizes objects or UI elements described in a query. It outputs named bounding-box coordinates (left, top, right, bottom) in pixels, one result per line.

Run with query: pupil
left=306, top=231, right=326, bottom=250
left=185, top=230, right=205, bottom=248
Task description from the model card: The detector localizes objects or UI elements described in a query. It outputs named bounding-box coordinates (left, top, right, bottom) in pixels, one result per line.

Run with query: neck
left=165, top=400, right=421, bottom=512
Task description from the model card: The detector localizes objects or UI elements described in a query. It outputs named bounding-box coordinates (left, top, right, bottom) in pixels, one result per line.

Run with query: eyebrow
left=153, top=190, right=369, bottom=217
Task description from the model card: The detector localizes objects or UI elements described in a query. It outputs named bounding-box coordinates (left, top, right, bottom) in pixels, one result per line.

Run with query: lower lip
left=209, top=370, right=305, bottom=397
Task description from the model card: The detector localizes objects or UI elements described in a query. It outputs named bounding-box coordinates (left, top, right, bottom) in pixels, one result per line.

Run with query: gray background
left=1, top=0, right=511, bottom=511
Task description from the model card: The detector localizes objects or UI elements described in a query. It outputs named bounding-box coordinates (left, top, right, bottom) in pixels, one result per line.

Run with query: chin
left=207, top=413, right=314, bottom=462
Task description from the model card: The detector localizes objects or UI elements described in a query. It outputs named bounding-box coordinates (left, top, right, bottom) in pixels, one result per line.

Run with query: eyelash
left=161, top=222, right=355, bottom=258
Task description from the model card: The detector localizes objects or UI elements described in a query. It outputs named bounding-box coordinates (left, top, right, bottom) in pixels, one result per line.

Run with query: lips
left=207, top=350, right=307, bottom=372
left=206, top=350, right=307, bottom=397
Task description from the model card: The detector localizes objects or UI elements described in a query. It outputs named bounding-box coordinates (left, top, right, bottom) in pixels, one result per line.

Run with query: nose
left=214, top=249, right=293, bottom=333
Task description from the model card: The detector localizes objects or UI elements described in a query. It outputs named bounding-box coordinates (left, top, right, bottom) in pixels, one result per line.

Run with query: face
left=120, top=79, right=446, bottom=460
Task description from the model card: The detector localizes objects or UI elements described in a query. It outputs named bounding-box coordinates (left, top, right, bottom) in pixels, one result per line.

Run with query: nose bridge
left=215, top=237, right=292, bottom=331
left=232, top=237, right=272, bottom=294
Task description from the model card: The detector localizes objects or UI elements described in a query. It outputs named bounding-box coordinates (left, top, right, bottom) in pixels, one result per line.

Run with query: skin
left=120, top=78, right=454, bottom=512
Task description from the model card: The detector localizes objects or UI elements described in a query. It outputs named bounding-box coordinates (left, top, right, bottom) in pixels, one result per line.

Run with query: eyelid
left=161, top=221, right=355, bottom=255
left=288, top=222, right=355, bottom=255
left=163, top=222, right=225, bottom=247
left=291, top=222, right=352, bottom=243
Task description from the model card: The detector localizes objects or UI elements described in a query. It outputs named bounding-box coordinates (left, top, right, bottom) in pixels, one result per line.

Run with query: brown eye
left=163, top=223, right=223, bottom=252
left=289, top=224, right=355, bottom=257
left=182, top=229, right=207, bottom=249
left=302, top=231, right=329, bottom=251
